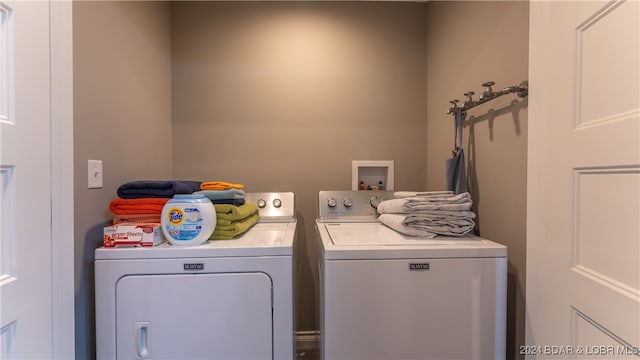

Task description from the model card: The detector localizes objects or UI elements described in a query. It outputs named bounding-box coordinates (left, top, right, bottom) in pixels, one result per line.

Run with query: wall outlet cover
left=88, top=160, right=103, bottom=189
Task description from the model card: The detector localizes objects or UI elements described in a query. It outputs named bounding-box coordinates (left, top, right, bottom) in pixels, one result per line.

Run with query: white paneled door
left=0, top=1, right=54, bottom=358
left=527, top=0, right=640, bottom=359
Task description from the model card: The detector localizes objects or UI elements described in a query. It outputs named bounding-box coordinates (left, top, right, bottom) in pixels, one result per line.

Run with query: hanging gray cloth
left=446, top=109, right=468, bottom=194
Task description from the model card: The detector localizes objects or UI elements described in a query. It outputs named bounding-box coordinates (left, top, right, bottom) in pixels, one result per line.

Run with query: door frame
left=50, top=1, right=74, bottom=358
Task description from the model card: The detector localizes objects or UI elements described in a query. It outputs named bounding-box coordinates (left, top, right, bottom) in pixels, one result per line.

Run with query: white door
left=0, top=1, right=54, bottom=358
left=527, top=0, right=639, bottom=359
left=116, top=273, right=273, bottom=359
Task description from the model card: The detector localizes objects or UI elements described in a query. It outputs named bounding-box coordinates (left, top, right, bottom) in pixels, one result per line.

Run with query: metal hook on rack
left=516, top=81, right=528, bottom=98
left=446, top=99, right=460, bottom=114
left=479, top=81, right=495, bottom=101
left=445, top=80, right=528, bottom=115
left=463, top=91, right=475, bottom=107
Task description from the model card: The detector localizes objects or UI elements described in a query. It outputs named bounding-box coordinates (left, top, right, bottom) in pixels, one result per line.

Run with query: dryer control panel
left=245, top=192, right=295, bottom=222
left=318, top=190, right=395, bottom=222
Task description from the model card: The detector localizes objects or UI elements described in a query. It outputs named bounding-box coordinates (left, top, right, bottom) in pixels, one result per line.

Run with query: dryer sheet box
left=103, top=223, right=166, bottom=248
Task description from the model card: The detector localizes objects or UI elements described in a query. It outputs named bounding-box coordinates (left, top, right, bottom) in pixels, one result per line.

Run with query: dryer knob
left=343, top=198, right=353, bottom=207
left=257, top=199, right=267, bottom=208
left=369, top=196, right=382, bottom=209
left=327, top=197, right=337, bottom=208
left=273, top=198, right=282, bottom=208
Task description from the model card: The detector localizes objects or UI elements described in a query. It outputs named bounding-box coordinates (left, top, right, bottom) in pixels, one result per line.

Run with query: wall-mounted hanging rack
left=446, top=80, right=528, bottom=115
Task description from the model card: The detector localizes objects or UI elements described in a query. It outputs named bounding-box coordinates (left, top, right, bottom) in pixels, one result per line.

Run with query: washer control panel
left=318, top=190, right=395, bottom=222
left=245, top=192, right=295, bottom=222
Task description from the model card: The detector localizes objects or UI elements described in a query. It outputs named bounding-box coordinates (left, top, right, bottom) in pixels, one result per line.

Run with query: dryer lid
left=95, top=221, right=296, bottom=259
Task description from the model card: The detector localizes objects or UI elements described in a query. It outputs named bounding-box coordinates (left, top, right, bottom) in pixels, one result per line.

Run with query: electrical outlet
left=88, top=160, right=103, bottom=189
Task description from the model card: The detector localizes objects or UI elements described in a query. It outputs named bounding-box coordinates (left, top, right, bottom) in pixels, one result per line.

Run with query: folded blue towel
left=210, top=198, right=245, bottom=206
left=117, top=180, right=202, bottom=199
left=194, top=189, right=245, bottom=201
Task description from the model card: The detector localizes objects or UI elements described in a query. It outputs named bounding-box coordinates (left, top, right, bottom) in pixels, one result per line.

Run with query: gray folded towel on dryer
left=377, top=192, right=472, bottom=214
left=378, top=214, right=437, bottom=238
left=379, top=214, right=475, bottom=237
left=376, top=191, right=476, bottom=237
left=393, top=190, right=455, bottom=199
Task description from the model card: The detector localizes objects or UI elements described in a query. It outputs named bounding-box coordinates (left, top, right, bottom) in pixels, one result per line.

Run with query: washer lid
left=318, top=221, right=507, bottom=259
left=326, top=223, right=484, bottom=246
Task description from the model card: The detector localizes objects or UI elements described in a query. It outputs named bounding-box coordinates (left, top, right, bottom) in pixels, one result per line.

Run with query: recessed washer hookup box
left=103, top=223, right=166, bottom=248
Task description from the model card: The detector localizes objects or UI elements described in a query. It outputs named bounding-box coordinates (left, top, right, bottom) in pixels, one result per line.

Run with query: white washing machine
left=316, top=190, right=508, bottom=360
left=95, top=192, right=296, bottom=360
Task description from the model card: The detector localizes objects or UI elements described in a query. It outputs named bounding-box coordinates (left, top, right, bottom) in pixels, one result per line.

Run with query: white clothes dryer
left=95, top=192, right=296, bottom=360
left=316, top=190, right=508, bottom=360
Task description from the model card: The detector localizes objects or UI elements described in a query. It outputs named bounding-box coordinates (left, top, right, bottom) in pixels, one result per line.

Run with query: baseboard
left=295, top=330, right=320, bottom=350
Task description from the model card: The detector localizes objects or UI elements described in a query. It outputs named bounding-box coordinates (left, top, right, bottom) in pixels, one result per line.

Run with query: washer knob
left=327, top=197, right=337, bottom=208
left=257, top=199, right=267, bottom=208
left=273, top=198, right=282, bottom=208
left=343, top=197, right=353, bottom=208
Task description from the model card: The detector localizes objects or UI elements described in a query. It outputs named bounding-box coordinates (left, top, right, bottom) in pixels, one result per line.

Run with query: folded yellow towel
left=201, top=181, right=244, bottom=191
left=214, top=203, right=258, bottom=223
left=209, top=213, right=259, bottom=240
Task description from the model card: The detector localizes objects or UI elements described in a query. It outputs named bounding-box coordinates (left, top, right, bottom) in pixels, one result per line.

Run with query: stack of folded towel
left=195, top=181, right=259, bottom=240
left=211, top=202, right=259, bottom=240
left=194, top=184, right=246, bottom=206
left=109, top=180, right=202, bottom=224
left=376, top=191, right=476, bottom=238
left=109, top=179, right=258, bottom=241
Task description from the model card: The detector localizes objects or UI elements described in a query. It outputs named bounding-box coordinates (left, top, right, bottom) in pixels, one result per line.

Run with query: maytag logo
left=184, top=263, right=204, bottom=271
left=409, top=263, right=430, bottom=271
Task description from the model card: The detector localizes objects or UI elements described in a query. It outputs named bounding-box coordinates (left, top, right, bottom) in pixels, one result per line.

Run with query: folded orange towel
left=112, top=213, right=162, bottom=224
left=200, top=181, right=245, bottom=191
left=109, top=197, right=169, bottom=215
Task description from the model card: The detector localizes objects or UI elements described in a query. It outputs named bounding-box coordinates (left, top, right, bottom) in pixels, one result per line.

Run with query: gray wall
left=170, top=1, right=429, bottom=333
left=73, top=2, right=172, bottom=358
left=425, top=2, right=529, bottom=359
left=73, top=1, right=528, bottom=359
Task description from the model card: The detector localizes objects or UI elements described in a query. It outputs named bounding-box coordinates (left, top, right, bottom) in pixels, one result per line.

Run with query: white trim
left=50, top=0, right=75, bottom=358
left=351, top=160, right=395, bottom=191
left=0, top=2, right=15, bottom=126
